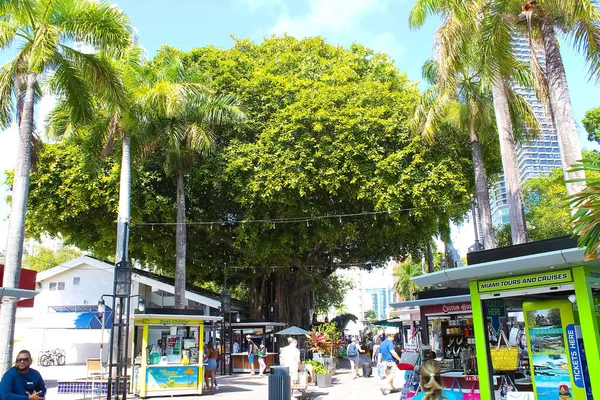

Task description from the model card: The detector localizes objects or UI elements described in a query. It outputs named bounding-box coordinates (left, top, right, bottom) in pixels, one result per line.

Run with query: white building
left=15, top=256, right=240, bottom=364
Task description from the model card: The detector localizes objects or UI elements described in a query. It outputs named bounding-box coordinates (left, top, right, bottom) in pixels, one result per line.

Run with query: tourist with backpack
left=246, top=335, right=258, bottom=375
left=346, top=337, right=364, bottom=379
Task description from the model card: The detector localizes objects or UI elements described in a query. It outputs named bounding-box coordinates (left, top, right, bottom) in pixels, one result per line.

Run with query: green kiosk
left=412, top=237, right=600, bottom=400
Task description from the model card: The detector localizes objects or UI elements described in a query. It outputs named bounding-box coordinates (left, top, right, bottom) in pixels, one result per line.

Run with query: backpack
left=251, top=341, right=258, bottom=355
left=348, top=343, right=358, bottom=357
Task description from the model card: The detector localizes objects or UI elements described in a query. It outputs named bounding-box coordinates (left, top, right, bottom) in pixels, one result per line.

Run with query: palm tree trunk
left=470, top=122, right=496, bottom=250
left=0, top=73, right=36, bottom=374
left=491, top=78, right=528, bottom=244
left=174, top=172, right=187, bottom=309
left=115, top=133, right=131, bottom=264
left=540, top=18, right=585, bottom=196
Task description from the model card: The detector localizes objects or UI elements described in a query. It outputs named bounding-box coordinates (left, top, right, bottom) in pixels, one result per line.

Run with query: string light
left=132, top=201, right=468, bottom=228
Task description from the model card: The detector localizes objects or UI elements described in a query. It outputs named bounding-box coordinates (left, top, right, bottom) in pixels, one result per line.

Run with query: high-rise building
left=489, top=36, right=563, bottom=226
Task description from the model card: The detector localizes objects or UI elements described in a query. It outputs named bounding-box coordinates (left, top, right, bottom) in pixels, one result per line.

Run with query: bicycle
left=39, top=348, right=66, bottom=366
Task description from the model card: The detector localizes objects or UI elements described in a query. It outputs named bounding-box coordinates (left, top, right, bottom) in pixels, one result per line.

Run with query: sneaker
left=292, top=390, right=303, bottom=397
left=214, top=385, right=219, bottom=390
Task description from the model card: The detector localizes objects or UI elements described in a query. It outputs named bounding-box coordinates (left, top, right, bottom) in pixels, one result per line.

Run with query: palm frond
left=0, top=61, right=17, bottom=128
left=48, top=51, right=94, bottom=124
left=408, top=0, right=443, bottom=29
left=570, top=18, right=600, bottom=80
left=505, top=82, right=541, bottom=143
left=569, top=157, right=600, bottom=259
left=0, top=21, right=18, bottom=51
left=52, top=0, right=131, bottom=56
left=28, top=23, right=60, bottom=73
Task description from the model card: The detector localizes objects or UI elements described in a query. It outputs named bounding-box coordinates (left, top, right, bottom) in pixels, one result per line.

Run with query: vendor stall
left=131, top=313, right=222, bottom=398
left=412, top=236, right=600, bottom=400
left=227, top=321, right=286, bottom=373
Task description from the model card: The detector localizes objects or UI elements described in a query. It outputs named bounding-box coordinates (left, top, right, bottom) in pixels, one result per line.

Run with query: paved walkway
left=40, top=356, right=393, bottom=400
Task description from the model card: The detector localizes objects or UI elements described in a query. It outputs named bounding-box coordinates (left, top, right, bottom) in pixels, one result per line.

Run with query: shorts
left=206, top=359, right=217, bottom=370
left=249, top=354, right=255, bottom=364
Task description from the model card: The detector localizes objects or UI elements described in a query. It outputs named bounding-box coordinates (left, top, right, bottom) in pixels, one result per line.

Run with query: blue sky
left=2, top=0, right=600, bottom=252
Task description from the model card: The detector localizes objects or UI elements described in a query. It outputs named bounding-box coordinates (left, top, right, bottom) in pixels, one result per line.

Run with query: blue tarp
left=30, top=310, right=113, bottom=329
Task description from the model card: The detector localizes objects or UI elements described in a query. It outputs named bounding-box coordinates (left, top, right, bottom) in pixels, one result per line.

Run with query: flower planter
left=316, top=373, right=333, bottom=388
left=322, top=357, right=336, bottom=374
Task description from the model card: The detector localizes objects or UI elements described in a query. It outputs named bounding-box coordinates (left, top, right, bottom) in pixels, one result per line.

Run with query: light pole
left=101, top=292, right=145, bottom=400
left=97, top=299, right=107, bottom=366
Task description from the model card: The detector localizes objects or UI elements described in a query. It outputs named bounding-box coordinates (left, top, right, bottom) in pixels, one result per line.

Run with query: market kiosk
left=228, top=321, right=286, bottom=372
left=412, top=237, right=600, bottom=400
left=131, top=312, right=222, bottom=398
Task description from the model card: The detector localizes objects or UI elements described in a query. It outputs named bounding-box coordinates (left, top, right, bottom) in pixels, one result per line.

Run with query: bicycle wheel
left=57, top=354, right=65, bottom=366
left=39, top=354, right=52, bottom=367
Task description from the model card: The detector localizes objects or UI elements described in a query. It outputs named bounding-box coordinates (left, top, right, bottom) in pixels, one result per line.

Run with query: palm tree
left=409, top=0, right=541, bottom=244
left=48, top=45, right=147, bottom=266
left=393, top=257, right=422, bottom=301
left=516, top=0, right=600, bottom=196
left=142, top=52, right=245, bottom=308
left=0, top=0, right=130, bottom=373
left=413, top=58, right=498, bottom=249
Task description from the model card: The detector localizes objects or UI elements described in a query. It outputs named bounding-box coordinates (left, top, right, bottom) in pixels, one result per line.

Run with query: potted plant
left=306, top=322, right=340, bottom=374
left=313, top=363, right=333, bottom=388
left=302, top=360, right=322, bottom=384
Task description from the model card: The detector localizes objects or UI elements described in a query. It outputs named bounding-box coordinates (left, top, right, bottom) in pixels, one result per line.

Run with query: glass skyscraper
left=489, top=36, right=563, bottom=226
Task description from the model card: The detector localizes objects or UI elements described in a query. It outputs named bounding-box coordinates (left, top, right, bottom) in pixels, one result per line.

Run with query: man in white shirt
left=280, top=338, right=301, bottom=383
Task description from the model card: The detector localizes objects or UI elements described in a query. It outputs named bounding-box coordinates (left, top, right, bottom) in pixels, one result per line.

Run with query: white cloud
left=368, top=32, right=405, bottom=65
left=270, top=0, right=390, bottom=39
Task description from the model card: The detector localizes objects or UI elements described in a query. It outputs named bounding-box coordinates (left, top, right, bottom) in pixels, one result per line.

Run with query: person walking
left=203, top=341, right=218, bottom=392
left=346, top=337, right=364, bottom=379
left=372, top=337, right=383, bottom=378
left=258, top=344, right=267, bottom=376
left=411, top=360, right=462, bottom=400
left=0, top=350, right=46, bottom=400
left=246, top=335, right=257, bottom=375
left=378, top=333, right=402, bottom=394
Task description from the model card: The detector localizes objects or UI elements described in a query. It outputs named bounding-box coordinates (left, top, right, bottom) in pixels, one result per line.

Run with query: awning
left=410, top=247, right=600, bottom=289
left=390, top=294, right=471, bottom=309
left=0, top=287, right=39, bottom=303
left=29, top=311, right=113, bottom=329
left=371, top=319, right=406, bottom=327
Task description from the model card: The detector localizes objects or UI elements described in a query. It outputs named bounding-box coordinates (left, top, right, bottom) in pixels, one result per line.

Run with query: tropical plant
left=393, top=257, right=422, bottom=301
left=409, top=0, right=542, bottom=245
left=569, top=157, right=600, bottom=259
left=0, top=0, right=131, bottom=373
left=142, top=49, right=245, bottom=308
left=515, top=0, right=600, bottom=196
left=306, top=322, right=341, bottom=357
left=583, top=106, right=600, bottom=145
left=413, top=57, right=499, bottom=249
left=47, top=45, right=148, bottom=267
left=364, top=309, right=376, bottom=320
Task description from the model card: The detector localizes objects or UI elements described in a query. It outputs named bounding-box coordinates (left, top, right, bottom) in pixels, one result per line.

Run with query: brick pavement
left=40, top=356, right=392, bottom=400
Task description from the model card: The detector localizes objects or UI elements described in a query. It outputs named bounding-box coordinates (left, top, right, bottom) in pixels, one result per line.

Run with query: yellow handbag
left=490, top=329, right=519, bottom=371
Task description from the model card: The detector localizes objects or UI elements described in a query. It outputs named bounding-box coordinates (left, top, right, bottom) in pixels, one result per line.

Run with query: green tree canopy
left=24, top=36, right=479, bottom=327
left=23, top=246, right=82, bottom=272
left=583, top=106, right=600, bottom=145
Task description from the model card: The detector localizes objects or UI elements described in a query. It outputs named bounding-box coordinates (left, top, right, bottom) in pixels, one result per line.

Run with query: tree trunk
left=470, top=122, right=496, bottom=250
left=251, top=271, right=312, bottom=328
left=540, top=18, right=585, bottom=196
left=174, top=172, right=186, bottom=309
left=491, top=78, right=528, bottom=244
left=0, top=73, right=36, bottom=375
left=115, top=134, right=131, bottom=264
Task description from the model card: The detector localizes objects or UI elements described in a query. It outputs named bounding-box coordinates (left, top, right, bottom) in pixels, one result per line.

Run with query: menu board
left=525, top=306, right=573, bottom=400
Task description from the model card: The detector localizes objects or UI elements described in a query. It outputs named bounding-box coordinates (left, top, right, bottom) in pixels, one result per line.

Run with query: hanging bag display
left=448, top=378, right=465, bottom=400
left=463, top=382, right=480, bottom=400
left=490, top=330, right=519, bottom=371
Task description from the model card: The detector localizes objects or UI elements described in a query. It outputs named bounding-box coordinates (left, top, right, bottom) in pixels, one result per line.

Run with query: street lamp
left=101, top=293, right=145, bottom=400
left=220, top=288, right=231, bottom=375
left=97, top=299, right=107, bottom=366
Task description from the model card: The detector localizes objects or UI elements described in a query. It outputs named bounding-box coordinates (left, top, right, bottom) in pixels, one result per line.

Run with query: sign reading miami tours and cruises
left=478, top=270, right=573, bottom=293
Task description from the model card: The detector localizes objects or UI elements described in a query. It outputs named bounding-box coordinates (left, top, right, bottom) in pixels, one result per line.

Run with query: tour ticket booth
left=412, top=237, right=600, bottom=400
left=131, top=313, right=222, bottom=398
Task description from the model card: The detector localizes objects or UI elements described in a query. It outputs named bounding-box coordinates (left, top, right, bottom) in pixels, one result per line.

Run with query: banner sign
left=422, top=302, right=471, bottom=315
left=146, top=366, right=199, bottom=390
left=485, top=299, right=505, bottom=333
left=566, top=324, right=593, bottom=399
left=140, top=318, right=204, bottom=326
left=478, top=270, right=572, bottom=293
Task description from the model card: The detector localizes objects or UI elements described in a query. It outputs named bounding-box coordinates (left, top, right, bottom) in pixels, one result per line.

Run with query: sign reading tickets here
left=478, top=270, right=573, bottom=293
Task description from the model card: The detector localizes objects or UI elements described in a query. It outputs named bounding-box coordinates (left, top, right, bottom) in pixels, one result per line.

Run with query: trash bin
left=268, top=366, right=291, bottom=400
